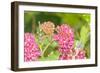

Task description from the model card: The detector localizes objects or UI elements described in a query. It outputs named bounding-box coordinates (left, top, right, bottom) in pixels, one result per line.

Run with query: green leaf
left=39, top=50, right=60, bottom=61
left=24, top=12, right=33, bottom=32
left=84, top=42, right=90, bottom=58
left=51, top=41, right=58, bottom=48
left=38, top=57, right=46, bottom=61
left=46, top=50, right=60, bottom=60
left=80, top=26, right=89, bottom=46
left=82, top=14, right=91, bottom=25
left=43, top=40, right=58, bottom=57
left=46, top=54, right=58, bottom=60
left=85, top=47, right=90, bottom=59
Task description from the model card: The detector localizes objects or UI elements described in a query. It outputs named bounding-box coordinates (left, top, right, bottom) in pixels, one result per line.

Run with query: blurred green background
left=24, top=11, right=91, bottom=59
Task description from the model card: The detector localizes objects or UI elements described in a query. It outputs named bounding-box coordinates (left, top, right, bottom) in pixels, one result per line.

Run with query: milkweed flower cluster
left=53, top=24, right=86, bottom=60
left=40, top=21, right=55, bottom=35
left=53, top=24, right=74, bottom=54
left=24, top=33, right=41, bottom=62
left=74, top=49, right=86, bottom=59
left=59, top=49, right=86, bottom=60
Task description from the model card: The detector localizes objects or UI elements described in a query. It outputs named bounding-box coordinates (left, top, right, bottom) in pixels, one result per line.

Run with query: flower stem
left=42, top=40, right=53, bottom=57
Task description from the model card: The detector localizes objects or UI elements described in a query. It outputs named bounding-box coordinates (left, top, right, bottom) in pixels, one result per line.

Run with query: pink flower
left=24, top=33, right=41, bottom=62
left=59, top=48, right=74, bottom=60
left=59, top=54, right=72, bottom=60
left=75, top=49, right=86, bottom=59
left=53, top=24, right=86, bottom=60
left=59, top=49, right=86, bottom=60
left=58, top=48, right=73, bottom=55
left=53, top=24, right=74, bottom=54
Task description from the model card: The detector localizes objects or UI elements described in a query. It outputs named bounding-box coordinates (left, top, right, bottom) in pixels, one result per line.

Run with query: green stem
left=39, top=45, right=42, bottom=52
left=42, top=40, right=53, bottom=57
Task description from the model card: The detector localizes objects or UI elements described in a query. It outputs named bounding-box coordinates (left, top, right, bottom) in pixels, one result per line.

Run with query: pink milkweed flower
left=53, top=24, right=74, bottom=54
left=59, top=49, right=86, bottom=60
left=58, top=47, right=73, bottom=55
left=24, top=33, right=41, bottom=62
left=75, top=49, right=86, bottom=59
left=59, top=48, right=74, bottom=60
left=59, top=54, right=72, bottom=60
